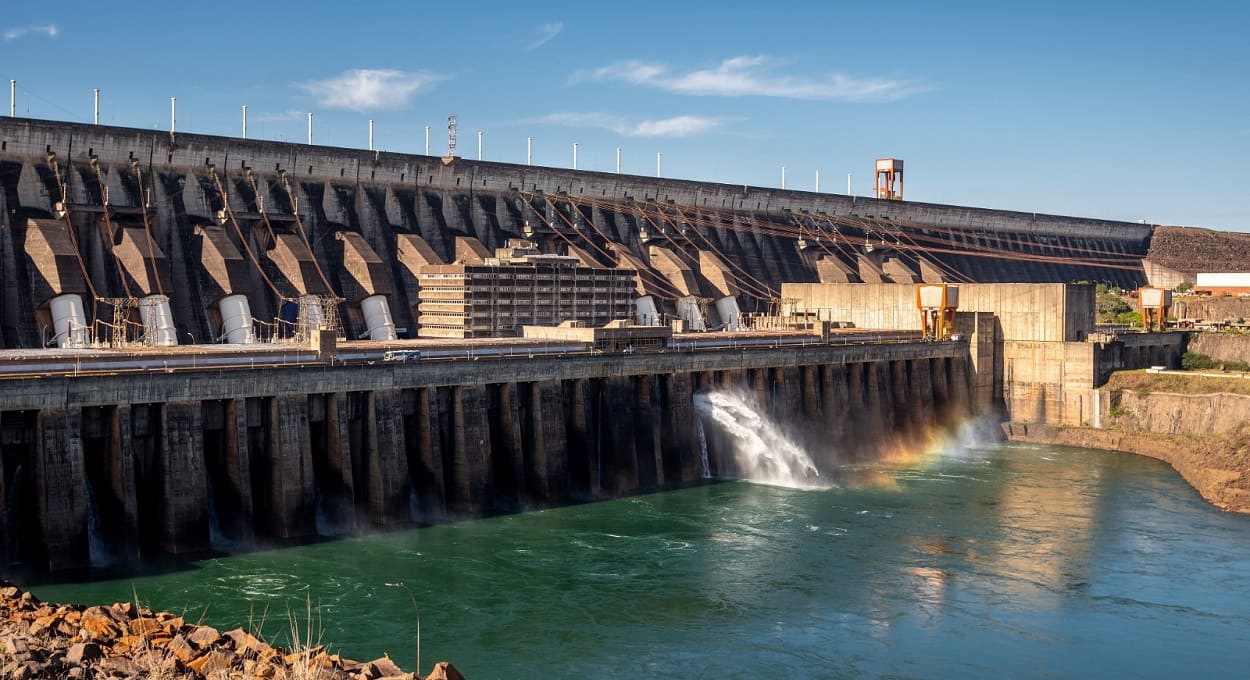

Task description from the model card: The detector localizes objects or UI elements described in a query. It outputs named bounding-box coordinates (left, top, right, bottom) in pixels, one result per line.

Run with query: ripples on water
left=33, top=439, right=1250, bottom=679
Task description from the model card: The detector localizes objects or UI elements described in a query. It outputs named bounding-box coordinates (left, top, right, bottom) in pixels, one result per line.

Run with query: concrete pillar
left=821, top=364, right=851, bottom=461
left=915, top=358, right=936, bottom=429
left=847, top=363, right=872, bottom=452
left=222, top=399, right=255, bottom=546
left=634, top=375, right=664, bottom=490
left=603, top=376, right=639, bottom=494
left=861, top=362, right=884, bottom=447
left=949, top=356, right=972, bottom=420
left=35, top=408, right=88, bottom=571
left=931, top=357, right=951, bottom=425
left=891, top=360, right=914, bottom=437
left=878, top=362, right=898, bottom=439
left=801, top=365, right=822, bottom=428
left=450, top=385, right=493, bottom=515
left=315, top=393, right=354, bottom=534
left=109, top=405, right=141, bottom=561
left=366, top=389, right=410, bottom=526
left=660, top=372, right=700, bottom=485
left=265, top=396, right=316, bottom=539
left=490, top=383, right=526, bottom=509
left=0, top=441, right=7, bottom=569
left=412, top=387, right=447, bottom=519
left=567, top=378, right=601, bottom=499
left=529, top=380, right=569, bottom=503
left=157, top=401, right=209, bottom=554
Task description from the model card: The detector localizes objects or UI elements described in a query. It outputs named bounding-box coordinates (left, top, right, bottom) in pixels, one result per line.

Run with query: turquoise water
left=32, top=440, right=1250, bottom=679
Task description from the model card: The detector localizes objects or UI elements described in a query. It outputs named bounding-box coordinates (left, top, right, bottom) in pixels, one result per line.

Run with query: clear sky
left=3, top=1, right=1247, bottom=231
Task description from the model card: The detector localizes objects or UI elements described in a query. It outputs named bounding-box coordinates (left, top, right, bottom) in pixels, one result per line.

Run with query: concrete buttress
left=602, top=376, right=639, bottom=494
left=223, top=399, right=255, bottom=546
left=366, top=389, right=409, bottom=526
left=109, top=405, right=141, bottom=561
left=35, top=408, right=88, bottom=571
left=264, top=396, right=316, bottom=539
left=450, top=385, right=493, bottom=515
left=157, top=402, right=209, bottom=554
left=315, top=393, right=355, bottom=535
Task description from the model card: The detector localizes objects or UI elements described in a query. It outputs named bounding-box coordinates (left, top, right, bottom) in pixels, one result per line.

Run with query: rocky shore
left=1005, top=422, right=1250, bottom=514
left=0, top=581, right=463, bottom=680
left=1004, top=371, right=1250, bottom=514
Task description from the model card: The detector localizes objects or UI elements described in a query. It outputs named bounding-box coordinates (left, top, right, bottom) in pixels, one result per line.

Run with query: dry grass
left=276, top=594, right=329, bottom=680
left=1107, top=370, right=1250, bottom=396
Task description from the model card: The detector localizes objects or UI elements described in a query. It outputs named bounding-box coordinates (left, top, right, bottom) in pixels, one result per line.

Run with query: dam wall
left=0, top=118, right=1152, bottom=350
left=783, top=282, right=1187, bottom=426
left=0, top=340, right=971, bottom=573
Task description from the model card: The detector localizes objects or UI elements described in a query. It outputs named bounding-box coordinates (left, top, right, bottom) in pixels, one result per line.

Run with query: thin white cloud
left=539, top=112, right=721, bottom=138
left=299, top=69, right=444, bottom=112
left=528, top=22, right=563, bottom=50
left=3, top=24, right=59, bottom=41
left=253, top=108, right=304, bottom=123
left=573, top=55, right=923, bottom=102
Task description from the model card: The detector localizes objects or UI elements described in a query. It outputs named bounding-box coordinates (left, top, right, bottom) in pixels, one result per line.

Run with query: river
left=30, top=434, right=1250, bottom=679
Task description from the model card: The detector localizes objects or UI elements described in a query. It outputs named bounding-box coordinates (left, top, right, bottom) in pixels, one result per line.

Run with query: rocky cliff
left=1005, top=371, right=1250, bottom=513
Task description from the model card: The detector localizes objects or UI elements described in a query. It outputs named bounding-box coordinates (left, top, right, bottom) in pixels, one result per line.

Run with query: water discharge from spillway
left=693, top=390, right=826, bottom=489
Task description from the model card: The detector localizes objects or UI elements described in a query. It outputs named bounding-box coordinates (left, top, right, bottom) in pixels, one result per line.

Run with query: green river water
left=30, top=437, right=1250, bottom=679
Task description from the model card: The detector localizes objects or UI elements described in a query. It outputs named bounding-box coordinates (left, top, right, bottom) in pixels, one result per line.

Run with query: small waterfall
left=5, top=464, right=22, bottom=562
left=314, top=489, right=331, bottom=537
left=84, top=480, right=111, bottom=568
left=205, top=472, right=233, bottom=551
left=696, top=417, right=712, bottom=479
left=693, top=390, right=826, bottom=489
left=409, top=484, right=421, bottom=523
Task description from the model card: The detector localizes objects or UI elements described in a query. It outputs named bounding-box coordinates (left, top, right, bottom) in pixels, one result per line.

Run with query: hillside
left=1147, top=226, right=1250, bottom=274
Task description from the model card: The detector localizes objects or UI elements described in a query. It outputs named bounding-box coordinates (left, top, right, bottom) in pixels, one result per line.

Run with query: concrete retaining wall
left=0, top=341, right=973, bottom=572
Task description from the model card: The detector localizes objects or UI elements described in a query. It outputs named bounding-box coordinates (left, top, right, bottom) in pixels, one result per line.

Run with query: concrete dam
left=0, top=117, right=1154, bottom=350
left=0, top=340, right=971, bottom=572
left=0, top=117, right=1170, bottom=574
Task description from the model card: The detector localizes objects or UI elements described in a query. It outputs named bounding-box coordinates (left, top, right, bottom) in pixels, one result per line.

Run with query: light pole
left=385, top=581, right=420, bottom=675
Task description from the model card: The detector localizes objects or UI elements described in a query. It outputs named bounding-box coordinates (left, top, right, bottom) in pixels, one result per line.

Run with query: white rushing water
left=693, top=390, right=826, bottom=489
left=696, top=417, right=712, bottom=479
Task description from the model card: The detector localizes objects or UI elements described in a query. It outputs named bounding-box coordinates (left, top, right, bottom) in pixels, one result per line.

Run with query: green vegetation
left=1095, top=284, right=1142, bottom=326
left=1175, top=281, right=1193, bottom=293
left=1182, top=352, right=1250, bottom=372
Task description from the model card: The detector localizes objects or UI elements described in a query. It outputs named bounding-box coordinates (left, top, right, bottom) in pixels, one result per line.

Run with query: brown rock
left=64, top=642, right=102, bottom=665
left=359, top=655, right=407, bottom=679
left=185, top=625, right=220, bottom=649
left=28, top=614, right=62, bottom=637
left=166, top=634, right=195, bottom=662
left=188, top=648, right=237, bottom=675
left=129, top=617, right=164, bottom=636
left=79, top=613, right=122, bottom=642
left=109, top=602, right=135, bottom=620
left=97, top=656, right=140, bottom=677
left=426, top=661, right=466, bottom=680
left=8, top=660, right=45, bottom=680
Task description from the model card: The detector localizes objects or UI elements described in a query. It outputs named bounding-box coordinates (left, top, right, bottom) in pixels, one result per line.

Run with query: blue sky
left=3, top=1, right=1247, bottom=231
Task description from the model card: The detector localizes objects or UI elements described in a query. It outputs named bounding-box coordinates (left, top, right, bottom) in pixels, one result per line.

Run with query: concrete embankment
left=0, top=580, right=460, bottom=679
left=1005, top=371, right=1250, bottom=513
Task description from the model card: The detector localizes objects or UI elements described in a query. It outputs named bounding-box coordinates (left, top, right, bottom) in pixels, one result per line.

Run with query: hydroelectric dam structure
left=0, top=117, right=1164, bottom=573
